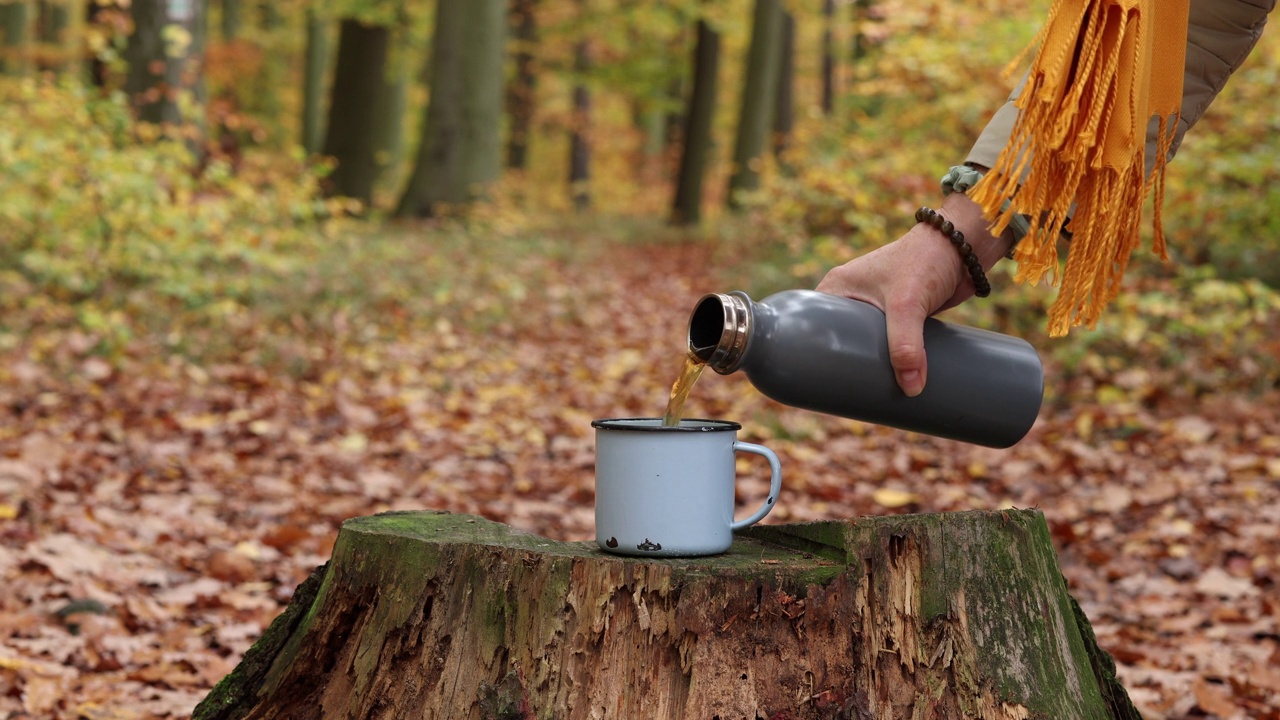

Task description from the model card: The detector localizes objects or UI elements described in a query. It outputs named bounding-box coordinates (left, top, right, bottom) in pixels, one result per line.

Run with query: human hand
left=816, top=193, right=1012, bottom=397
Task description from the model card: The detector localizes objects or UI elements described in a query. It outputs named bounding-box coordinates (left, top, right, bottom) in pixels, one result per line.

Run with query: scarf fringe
left=971, top=0, right=1185, bottom=337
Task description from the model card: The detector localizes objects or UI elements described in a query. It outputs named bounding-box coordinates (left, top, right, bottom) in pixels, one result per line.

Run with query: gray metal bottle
left=687, top=290, right=1043, bottom=448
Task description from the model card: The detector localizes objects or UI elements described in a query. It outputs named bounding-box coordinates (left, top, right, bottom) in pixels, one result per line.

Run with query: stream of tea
left=661, top=353, right=707, bottom=426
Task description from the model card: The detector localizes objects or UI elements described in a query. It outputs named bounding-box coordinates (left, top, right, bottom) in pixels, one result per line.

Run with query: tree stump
left=194, top=510, right=1139, bottom=720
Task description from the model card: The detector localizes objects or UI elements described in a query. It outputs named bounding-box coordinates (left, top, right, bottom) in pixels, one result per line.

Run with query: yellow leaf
left=872, top=488, right=919, bottom=509
left=1266, top=458, right=1280, bottom=479
left=339, top=433, right=368, bottom=453
left=1074, top=412, right=1093, bottom=440
left=0, top=504, right=17, bottom=520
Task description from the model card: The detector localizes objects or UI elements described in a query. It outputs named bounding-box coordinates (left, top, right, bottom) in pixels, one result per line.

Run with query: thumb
left=884, top=300, right=929, bottom=397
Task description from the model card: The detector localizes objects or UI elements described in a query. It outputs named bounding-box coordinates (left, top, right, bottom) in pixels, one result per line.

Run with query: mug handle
left=730, top=441, right=783, bottom=531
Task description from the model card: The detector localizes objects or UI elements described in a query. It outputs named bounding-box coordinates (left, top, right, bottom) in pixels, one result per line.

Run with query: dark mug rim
left=591, top=417, right=741, bottom=432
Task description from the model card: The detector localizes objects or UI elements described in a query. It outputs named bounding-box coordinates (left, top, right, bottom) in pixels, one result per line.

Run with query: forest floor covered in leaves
left=1, top=227, right=1278, bottom=719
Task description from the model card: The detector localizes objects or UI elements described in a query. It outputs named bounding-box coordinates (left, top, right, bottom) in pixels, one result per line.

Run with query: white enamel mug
left=592, top=418, right=783, bottom=557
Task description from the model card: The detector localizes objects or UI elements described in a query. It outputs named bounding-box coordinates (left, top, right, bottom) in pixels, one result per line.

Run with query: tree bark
left=373, top=53, right=408, bottom=179
left=0, top=0, right=32, bottom=77
left=301, top=9, right=330, bottom=156
left=852, top=0, right=874, bottom=64
left=320, top=19, right=390, bottom=206
left=670, top=19, right=719, bottom=226
left=85, top=0, right=110, bottom=87
left=124, top=0, right=207, bottom=138
left=726, top=0, right=782, bottom=210
left=395, top=0, right=507, bottom=218
left=567, top=3, right=591, bottom=213
left=772, top=10, right=794, bottom=163
left=193, top=509, right=1141, bottom=720
left=35, top=0, right=75, bottom=74
left=220, top=0, right=239, bottom=41
left=820, top=0, right=836, bottom=114
left=505, top=0, right=538, bottom=171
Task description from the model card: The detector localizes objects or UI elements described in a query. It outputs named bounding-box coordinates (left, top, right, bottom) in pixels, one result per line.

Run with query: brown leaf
left=1192, top=677, right=1239, bottom=718
left=22, top=675, right=65, bottom=714
left=207, top=550, right=257, bottom=584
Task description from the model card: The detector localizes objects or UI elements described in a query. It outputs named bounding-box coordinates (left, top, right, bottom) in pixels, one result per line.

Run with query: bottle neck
left=688, top=292, right=752, bottom=374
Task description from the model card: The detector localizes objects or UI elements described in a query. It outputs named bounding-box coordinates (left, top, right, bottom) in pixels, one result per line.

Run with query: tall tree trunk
left=395, top=0, right=507, bottom=218
left=192, top=510, right=1144, bottom=720
left=320, top=19, right=390, bottom=206
left=821, top=0, right=836, bottom=114
left=258, top=0, right=277, bottom=31
left=505, top=0, right=537, bottom=171
left=567, top=3, right=591, bottom=212
left=373, top=54, right=409, bottom=179
left=124, top=0, right=207, bottom=137
left=85, top=0, right=109, bottom=87
left=772, top=10, right=794, bottom=162
left=35, top=0, right=73, bottom=73
left=851, top=0, right=873, bottom=64
left=662, top=67, right=686, bottom=157
left=670, top=19, right=719, bottom=226
left=0, top=0, right=33, bottom=77
left=726, top=0, right=782, bottom=210
left=220, top=0, right=239, bottom=40
left=301, top=9, right=329, bottom=155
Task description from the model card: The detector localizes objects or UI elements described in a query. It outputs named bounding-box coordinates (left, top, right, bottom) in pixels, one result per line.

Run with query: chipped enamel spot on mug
left=606, top=537, right=618, bottom=548
left=637, top=539, right=662, bottom=552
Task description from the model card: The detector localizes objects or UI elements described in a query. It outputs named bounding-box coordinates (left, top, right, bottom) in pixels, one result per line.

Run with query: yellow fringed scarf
left=971, top=0, right=1190, bottom=337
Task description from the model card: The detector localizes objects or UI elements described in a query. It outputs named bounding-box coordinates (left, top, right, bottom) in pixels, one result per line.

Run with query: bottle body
left=688, top=290, right=1043, bottom=448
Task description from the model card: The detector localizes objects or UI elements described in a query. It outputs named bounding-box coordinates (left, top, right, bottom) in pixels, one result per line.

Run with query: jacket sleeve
left=965, top=0, right=1276, bottom=170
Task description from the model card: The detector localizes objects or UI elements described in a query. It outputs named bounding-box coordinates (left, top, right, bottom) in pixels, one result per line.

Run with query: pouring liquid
left=661, top=353, right=707, bottom=427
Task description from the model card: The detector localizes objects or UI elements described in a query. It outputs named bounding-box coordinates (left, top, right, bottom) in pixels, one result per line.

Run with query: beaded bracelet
left=915, top=206, right=991, bottom=298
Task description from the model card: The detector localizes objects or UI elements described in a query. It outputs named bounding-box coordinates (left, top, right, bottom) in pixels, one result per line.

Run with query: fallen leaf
left=1194, top=567, right=1258, bottom=599
left=1192, top=677, right=1239, bottom=718
left=872, top=488, right=919, bottom=509
left=22, top=675, right=65, bottom=714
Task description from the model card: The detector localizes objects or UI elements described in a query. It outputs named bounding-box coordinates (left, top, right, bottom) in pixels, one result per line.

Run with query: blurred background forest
left=1, top=0, right=1278, bottom=370
left=1, top=0, right=1279, bottom=718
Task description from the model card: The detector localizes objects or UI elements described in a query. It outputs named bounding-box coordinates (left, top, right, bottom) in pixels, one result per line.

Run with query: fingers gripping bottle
left=687, top=290, right=1044, bottom=448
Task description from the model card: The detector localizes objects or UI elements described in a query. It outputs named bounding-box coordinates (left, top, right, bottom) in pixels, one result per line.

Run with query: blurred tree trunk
left=320, top=19, right=390, bottom=205
left=821, top=0, right=835, bottom=114
left=851, top=0, right=873, bottom=64
left=374, top=53, right=409, bottom=180
left=0, top=0, right=34, bottom=76
left=85, top=0, right=109, bottom=87
left=772, top=10, right=794, bottom=163
left=726, top=0, right=782, bottom=210
left=663, top=72, right=685, bottom=160
left=505, top=0, right=537, bottom=170
left=670, top=19, right=719, bottom=226
left=257, top=0, right=277, bottom=31
left=124, top=0, right=208, bottom=138
left=395, top=0, right=506, bottom=218
left=568, top=0, right=591, bottom=212
left=36, top=0, right=76, bottom=74
left=219, top=0, right=238, bottom=40
left=301, top=8, right=329, bottom=155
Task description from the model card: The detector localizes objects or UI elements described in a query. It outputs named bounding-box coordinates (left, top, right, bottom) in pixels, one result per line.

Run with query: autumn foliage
left=1, top=0, right=1279, bottom=717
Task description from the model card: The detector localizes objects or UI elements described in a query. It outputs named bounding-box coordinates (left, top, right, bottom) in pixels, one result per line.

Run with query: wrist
left=938, top=192, right=1014, bottom=270
left=914, top=206, right=991, bottom=297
